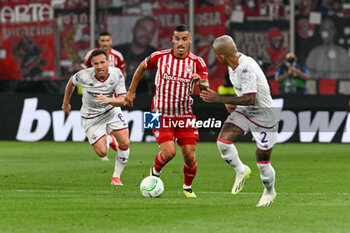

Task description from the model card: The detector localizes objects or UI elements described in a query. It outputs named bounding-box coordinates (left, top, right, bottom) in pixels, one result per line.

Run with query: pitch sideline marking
left=1, top=189, right=350, bottom=196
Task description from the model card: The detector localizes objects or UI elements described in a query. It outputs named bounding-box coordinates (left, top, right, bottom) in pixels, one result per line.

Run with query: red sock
left=154, top=152, right=167, bottom=172
left=183, top=160, right=197, bottom=186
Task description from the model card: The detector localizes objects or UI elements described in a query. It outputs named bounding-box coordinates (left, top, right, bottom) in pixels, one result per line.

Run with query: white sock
left=217, top=140, right=245, bottom=174
left=113, top=147, right=129, bottom=178
left=257, top=162, right=275, bottom=192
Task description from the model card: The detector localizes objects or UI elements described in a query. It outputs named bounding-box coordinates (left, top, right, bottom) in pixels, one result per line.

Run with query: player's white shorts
left=82, top=108, right=128, bottom=145
left=224, top=111, right=278, bottom=150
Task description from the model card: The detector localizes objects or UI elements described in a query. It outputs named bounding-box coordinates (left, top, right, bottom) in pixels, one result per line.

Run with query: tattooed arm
left=200, top=89, right=256, bottom=105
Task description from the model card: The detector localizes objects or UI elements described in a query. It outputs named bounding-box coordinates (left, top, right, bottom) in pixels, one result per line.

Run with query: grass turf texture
left=1, top=142, right=350, bottom=233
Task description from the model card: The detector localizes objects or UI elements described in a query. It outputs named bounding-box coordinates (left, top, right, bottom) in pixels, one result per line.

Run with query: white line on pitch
left=1, top=189, right=350, bottom=196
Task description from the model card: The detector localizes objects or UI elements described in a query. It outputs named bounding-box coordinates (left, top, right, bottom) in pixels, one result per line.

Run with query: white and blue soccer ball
left=140, top=176, right=164, bottom=198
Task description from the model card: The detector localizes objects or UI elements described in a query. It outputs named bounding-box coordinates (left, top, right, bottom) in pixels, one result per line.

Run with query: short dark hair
left=135, top=16, right=156, bottom=28
left=99, top=31, right=111, bottom=37
left=174, top=24, right=190, bottom=32
left=90, top=49, right=108, bottom=61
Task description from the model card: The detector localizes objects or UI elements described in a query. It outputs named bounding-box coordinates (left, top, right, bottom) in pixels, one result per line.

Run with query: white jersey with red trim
left=72, top=67, right=126, bottom=118
left=228, top=53, right=277, bottom=127
left=82, top=48, right=125, bottom=72
left=144, top=49, right=208, bottom=117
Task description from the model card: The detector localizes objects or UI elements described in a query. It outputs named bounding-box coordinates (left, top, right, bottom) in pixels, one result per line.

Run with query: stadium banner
left=228, top=20, right=289, bottom=79
left=0, top=0, right=56, bottom=80
left=193, top=5, right=227, bottom=93
left=152, top=5, right=227, bottom=92
left=106, top=14, right=158, bottom=49
left=295, top=16, right=350, bottom=80
left=55, top=9, right=90, bottom=80
left=152, top=8, right=188, bottom=50
left=0, top=94, right=349, bottom=143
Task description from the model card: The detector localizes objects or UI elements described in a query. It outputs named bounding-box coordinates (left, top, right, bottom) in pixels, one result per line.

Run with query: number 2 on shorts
left=260, top=132, right=268, bottom=143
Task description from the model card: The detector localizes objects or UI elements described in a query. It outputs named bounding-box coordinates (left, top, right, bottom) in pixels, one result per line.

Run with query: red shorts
left=152, top=115, right=199, bottom=146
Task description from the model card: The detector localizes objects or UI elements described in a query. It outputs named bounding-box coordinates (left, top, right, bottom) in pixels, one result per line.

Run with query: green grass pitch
left=1, top=141, right=350, bottom=233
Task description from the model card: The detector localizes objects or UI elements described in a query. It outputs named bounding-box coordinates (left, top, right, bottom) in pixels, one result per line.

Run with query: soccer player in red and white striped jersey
left=82, top=31, right=127, bottom=79
left=126, top=24, right=209, bottom=198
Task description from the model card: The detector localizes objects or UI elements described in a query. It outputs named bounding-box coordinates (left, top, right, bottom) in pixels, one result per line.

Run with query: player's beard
left=177, top=46, right=187, bottom=56
left=102, top=46, right=110, bottom=53
left=96, top=68, right=107, bottom=80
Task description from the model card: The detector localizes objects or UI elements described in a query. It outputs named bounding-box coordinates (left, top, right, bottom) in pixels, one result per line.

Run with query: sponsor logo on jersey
left=163, top=73, right=191, bottom=83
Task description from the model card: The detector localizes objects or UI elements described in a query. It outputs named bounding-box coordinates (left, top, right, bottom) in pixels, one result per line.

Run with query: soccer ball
left=140, top=176, right=164, bottom=198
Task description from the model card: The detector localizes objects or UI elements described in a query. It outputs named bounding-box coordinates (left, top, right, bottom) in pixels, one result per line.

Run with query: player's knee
left=162, top=147, right=176, bottom=159
left=256, top=148, right=272, bottom=162
left=182, top=146, right=195, bottom=157
left=184, top=155, right=196, bottom=166
left=118, top=139, right=129, bottom=150
left=95, top=147, right=108, bottom=157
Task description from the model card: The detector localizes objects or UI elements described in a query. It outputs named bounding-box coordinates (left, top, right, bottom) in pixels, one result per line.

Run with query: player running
left=200, top=35, right=278, bottom=206
left=82, top=31, right=127, bottom=79
left=62, top=49, right=130, bottom=186
left=126, top=24, right=209, bottom=198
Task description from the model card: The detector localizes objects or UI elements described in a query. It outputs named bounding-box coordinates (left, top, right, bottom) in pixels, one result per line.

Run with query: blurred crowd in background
left=1, top=0, right=350, bottom=95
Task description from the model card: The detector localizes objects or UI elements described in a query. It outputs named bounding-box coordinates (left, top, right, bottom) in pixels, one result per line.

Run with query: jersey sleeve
left=195, top=56, right=208, bottom=79
left=85, top=56, right=92, bottom=68
left=144, top=52, right=159, bottom=70
left=241, top=66, right=257, bottom=95
left=115, top=53, right=126, bottom=72
left=83, top=50, right=93, bottom=68
left=72, top=70, right=85, bottom=86
left=115, top=70, right=127, bottom=96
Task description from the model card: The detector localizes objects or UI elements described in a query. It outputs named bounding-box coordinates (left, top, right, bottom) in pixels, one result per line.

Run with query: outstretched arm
left=126, top=62, right=147, bottom=107
left=200, top=89, right=256, bottom=105
left=61, top=77, right=76, bottom=114
left=192, top=73, right=209, bottom=91
left=96, top=93, right=126, bottom=107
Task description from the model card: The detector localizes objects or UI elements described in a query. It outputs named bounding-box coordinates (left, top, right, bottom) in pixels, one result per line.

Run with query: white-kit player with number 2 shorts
left=200, top=35, right=278, bottom=206
left=62, top=49, right=130, bottom=186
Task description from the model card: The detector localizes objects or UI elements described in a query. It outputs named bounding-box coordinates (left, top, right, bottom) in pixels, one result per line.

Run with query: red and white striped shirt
left=82, top=48, right=125, bottom=72
left=144, top=49, right=208, bottom=117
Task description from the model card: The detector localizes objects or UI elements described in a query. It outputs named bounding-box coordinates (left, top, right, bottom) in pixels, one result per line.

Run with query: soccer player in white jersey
left=62, top=49, right=130, bottom=186
left=200, top=35, right=278, bottom=206
left=82, top=31, right=127, bottom=79
left=126, top=24, right=209, bottom=198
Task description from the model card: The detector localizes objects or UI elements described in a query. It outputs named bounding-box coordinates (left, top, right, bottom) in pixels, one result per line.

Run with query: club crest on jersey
left=92, top=134, right=97, bottom=140
left=185, top=65, right=193, bottom=73
left=109, top=80, right=114, bottom=85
